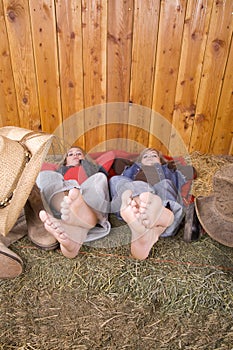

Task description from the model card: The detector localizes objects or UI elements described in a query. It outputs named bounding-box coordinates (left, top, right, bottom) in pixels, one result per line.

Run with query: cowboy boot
left=183, top=202, right=203, bottom=242
left=25, top=184, right=59, bottom=250
left=0, top=242, right=23, bottom=278
left=0, top=210, right=27, bottom=246
left=0, top=211, right=26, bottom=279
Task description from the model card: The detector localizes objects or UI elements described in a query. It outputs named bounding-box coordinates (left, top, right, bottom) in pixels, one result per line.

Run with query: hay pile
left=0, top=153, right=232, bottom=350
left=190, top=152, right=233, bottom=197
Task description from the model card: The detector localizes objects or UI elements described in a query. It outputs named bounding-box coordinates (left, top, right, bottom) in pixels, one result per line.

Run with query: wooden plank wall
left=0, top=0, right=232, bottom=155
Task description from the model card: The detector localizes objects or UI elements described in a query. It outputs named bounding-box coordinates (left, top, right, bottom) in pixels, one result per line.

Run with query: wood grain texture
left=170, top=0, right=213, bottom=154
left=56, top=0, right=85, bottom=147
left=106, top=0, right=133, bottom=150
left=128, top=0, right=160, bottom=152
left=29, top=0, right=63, bottom=135
left=3, top=0, right=40, bottom=130
left=107, top=0, right=133, bottom=103
left=150, top=0, right=187, bottom=154
left=189, top=0, right=233, bottom=153
left=210, top=38, right=233, bottom=154
left=82, top=0, right=107, bottom=151
left=0, top=0, right=19, bottom=126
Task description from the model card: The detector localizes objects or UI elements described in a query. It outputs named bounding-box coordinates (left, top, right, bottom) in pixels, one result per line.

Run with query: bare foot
left=120, top=190, right=145, bottom=236
left=120, top=190, right=174, bottom=260
left=139, top=192, right=174, bottom=228
left=60, top=188, right=97, bottom=228
left=39, top=210, right=88, bottom=258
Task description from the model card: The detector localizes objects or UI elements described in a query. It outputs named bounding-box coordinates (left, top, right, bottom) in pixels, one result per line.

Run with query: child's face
left=141, top=150, right=161, bottom=166
left=66, top=147, right=85, bottom=166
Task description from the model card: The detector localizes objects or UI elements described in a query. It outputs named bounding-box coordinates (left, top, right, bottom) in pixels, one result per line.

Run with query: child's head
left=64, top=147, right=85, bottom=166
left=138, top=148, right=166, bottom=166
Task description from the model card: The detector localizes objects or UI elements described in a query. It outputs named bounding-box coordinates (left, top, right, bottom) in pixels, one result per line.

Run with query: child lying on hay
left=109, top=147, right=195, bottom=259
left=37, top=146, right=112, bottom=258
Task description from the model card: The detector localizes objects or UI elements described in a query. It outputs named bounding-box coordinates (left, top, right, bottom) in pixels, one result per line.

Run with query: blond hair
left=137, top=148, right=167, bottom=165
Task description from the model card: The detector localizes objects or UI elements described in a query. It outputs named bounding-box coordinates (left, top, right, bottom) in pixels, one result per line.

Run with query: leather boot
left=25, top=184, right=59, bottom=250
left=0, top=241, right=23, bottom=279
left=183, top=202, right=203, bottom=242
left=0, top=210, right=27, bottom=279
left=0, top=210, right=27, bottom=247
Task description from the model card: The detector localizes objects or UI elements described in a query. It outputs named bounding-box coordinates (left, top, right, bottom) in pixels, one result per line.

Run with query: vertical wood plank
left=150, top=0, right=187, bottom=155
left=3, top=0, right=40, bottom=130
left=82, top=0, right=107, bottom=151
left=107, top=0, right=133, bottom=150
left=107, top=0, right=133, bottom=103
left=210, top=39, right=233, bottom=155
left=128, top=0, right=160, bottom=152
left=170, top=0, right=213, bottom=155
left=0, top=0, right=19, bottom=126
left=189, top=0, right=233, bottom=153
left=29, top=0, right=63, bottom=135
left=56, top=0, right=85, bottom=148
left=130, top=0, right=159, bottom=107
left=229, top=137, right=233, bottom=155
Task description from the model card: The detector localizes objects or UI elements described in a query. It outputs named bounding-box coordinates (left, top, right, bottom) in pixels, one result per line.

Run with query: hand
left=167, top=160, right=177, bottom=171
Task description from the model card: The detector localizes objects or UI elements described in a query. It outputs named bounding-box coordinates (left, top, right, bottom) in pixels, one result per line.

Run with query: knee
left=95, top=172, right=108, bottom=186
left=109, top=175, right=122, bottom=189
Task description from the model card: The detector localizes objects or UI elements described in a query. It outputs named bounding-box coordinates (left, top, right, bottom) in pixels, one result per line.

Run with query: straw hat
left=0, top=126, right=54, bottom=236
left=195, top=163, right=233, bottom=247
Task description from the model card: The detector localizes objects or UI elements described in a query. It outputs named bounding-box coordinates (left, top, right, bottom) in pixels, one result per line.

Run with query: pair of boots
left=0, top=185, right=58, bottom=279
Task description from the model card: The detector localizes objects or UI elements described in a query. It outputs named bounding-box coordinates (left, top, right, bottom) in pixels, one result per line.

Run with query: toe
left=39, top=210, right=48, bottom=223
left=62, top=196, right=71, bottom=205
left=60, top=207, right=70, bottom=215
left=69, top=188, right=80, bottom=201
left=121, top=190, right=133, bottom=205
left=61, top=213, right=69, bottom=221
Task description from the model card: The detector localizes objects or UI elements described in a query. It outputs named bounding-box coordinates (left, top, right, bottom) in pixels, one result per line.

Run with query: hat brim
left=195, top=195, right=233, bottom=247
left=0, top=127, right=54, bottom=235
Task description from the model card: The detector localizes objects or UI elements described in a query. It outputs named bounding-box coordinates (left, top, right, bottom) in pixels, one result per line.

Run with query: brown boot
left=25, top=184, right=59, bottom=250
left=0, top=242, right=23, bottom=279
left=0, top=210, right=27, bottom=247
left=0, top=211, right=27, bottom=279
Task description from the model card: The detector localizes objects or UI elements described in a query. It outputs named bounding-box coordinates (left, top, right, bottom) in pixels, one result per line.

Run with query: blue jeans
left=109, top=175, right=184, bottom=237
